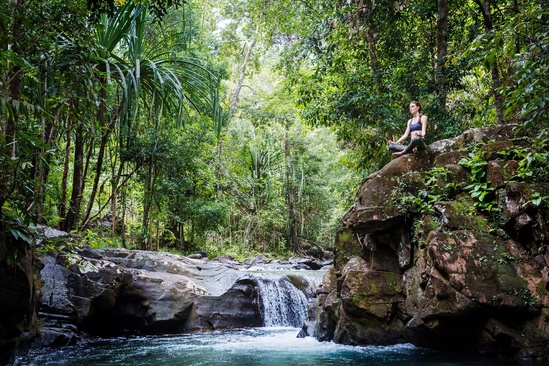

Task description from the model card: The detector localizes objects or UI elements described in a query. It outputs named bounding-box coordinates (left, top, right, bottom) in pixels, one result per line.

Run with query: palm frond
left=92, top=1, right=223, bottom=145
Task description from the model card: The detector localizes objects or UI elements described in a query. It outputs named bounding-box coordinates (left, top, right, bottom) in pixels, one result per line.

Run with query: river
left=13, top=266, right=528, bottom=365
left=15, top=326, right=523, bottom=366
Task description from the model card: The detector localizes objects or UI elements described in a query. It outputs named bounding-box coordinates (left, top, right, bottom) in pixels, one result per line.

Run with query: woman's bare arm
left=419, top=115, right=428, bottom=137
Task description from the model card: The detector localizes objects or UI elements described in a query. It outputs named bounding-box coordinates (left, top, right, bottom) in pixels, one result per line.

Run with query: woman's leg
left=388, top=143, right=407, bottom=153
left=403, top=137, right=426, bottom=154
left=391, top=137, right=425, bottom=157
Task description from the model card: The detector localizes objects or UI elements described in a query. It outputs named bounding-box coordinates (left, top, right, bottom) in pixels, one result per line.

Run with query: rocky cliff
left=315, top=125, right=549, bottom=361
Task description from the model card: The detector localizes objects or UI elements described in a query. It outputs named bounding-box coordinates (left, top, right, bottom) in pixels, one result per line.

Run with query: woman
left=388, top=101, right=428, bottom=157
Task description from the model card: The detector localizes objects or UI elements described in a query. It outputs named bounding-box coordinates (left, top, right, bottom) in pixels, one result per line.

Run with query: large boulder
left=36, top=248, right=262, bottom=338
left=316, top=125, right=549, bottom=360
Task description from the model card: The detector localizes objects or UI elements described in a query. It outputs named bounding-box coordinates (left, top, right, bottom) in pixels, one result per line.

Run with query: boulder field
left=26, top=241, right=324, bottom=351
left=2, top=225, right=325, bottom=363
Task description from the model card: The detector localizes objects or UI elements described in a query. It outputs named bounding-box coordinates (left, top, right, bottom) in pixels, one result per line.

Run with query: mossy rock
left=434, top=194, right=491, bottom=232
left=498, top=182, right=549, bottom=225
left=340, top=270, right=403, bottom=320
left=285, top=274, right=309, bottom=293
left=480, top=140, right=514, bottom=161
left=428, top=230, right=532, bottom=310
left=334, top=228, right=362, bottom=271
left=433, top=150, right=469, bottom=167
left=487, top=160, right=518, bottom=189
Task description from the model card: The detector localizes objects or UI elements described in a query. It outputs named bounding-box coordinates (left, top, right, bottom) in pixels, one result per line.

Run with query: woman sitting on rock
left=387, top=100, right=428, bottom=157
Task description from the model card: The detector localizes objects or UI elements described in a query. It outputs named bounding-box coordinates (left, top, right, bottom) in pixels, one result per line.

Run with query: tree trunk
left=284, top=129, right=298, bottom=253
left=227, top=36, right=257, bottom=125
left=34, top=58, right=48, bottom=221
left=110, top=153, right=128, bottom=237
left=474, top=0, right=505, bottom=125
left=1, top=0, right=24, bottom=210
left=111, top=184, right=117, bottom=236
left=59, top=115, right=72, bottom=221
left=61, top=119, right=85, bottom=231
left=512, top=0, right=520, bottom=54
left=4, top=0, right=25, bottom=160
left=155, top=222, right=160, bottom=251
left=81, top=128, right=107, bottom=226
left=180, top=223, right=186, bottom=251
left=35, top=109, right=58, bottom=222
left=365, top=27, right=383, bottom=93
left=490, top=61, right=505, bottom=124
left=141, top=156, right=158, bottom=251
left=82, top=79, right=117, bottom=227
left=436, top=0, right=449, bottom=113
left=141, top=165, right=151, bottom=250
left=215, top=30, right=257, bottom=183
left=120, top=183, right=126, bottom=247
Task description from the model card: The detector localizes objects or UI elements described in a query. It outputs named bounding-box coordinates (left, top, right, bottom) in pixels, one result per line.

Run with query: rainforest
left=1, top=0, right=549, bottom=364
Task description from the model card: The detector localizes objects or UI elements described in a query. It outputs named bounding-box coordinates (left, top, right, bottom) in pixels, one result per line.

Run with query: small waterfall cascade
left=258, top=277, right=308, bottom=327
left=248, top=269, right=325, bottom=328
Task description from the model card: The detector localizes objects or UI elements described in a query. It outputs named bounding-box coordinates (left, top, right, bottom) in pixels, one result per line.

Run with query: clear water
left=15, top=327, right=523, bottom=366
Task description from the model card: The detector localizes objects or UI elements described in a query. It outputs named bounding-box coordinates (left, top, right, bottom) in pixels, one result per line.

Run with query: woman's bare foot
left=412, top=147, right=418, bottom=154
left=392, top=151, right=405, bottom=157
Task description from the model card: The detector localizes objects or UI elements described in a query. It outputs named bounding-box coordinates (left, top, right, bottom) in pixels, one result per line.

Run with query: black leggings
left=388, top=137, right=426, bottom=154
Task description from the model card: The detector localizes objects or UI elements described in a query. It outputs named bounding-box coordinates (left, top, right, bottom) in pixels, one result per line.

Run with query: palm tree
left=64, top=2, right=222, bottom=237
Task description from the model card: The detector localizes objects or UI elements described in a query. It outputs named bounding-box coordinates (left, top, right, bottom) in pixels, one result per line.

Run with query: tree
left=284, top=124, right=298, bottom=253
left=473, top=0, right=505, bottom=125
left=436, top=0, right=449, bottom=116
left=1, top=0, right=93, bottom=224
left=498, top=1, right=549, bottom=129
left=87, top=0, right=186, bottom=22
left=3, top=0, right=545, bottom=260
left=56, top=2, right=223, bottom=234
left=2, top=0, right=225, bottom=249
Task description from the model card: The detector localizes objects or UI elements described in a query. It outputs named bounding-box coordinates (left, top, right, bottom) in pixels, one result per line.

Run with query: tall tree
left=284, top=123, right=298, bottom=253
left=3, top=0, right=24, bottom=159
left=436, top=0, right=449, bottom=115
left=1, top=0, right=25, bottom=215
left=57, top=2, right=222, bottom=232
left=61, top=111, right=85, bottom=231
left=227, top=35, right=258, bottom=125
left=498, top=0, right=549, bottom=128
left=473, top=0, right=505, bottom=125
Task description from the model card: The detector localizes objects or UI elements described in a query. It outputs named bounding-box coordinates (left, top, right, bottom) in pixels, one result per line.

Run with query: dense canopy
left=1, top=0, right=548, bottom=258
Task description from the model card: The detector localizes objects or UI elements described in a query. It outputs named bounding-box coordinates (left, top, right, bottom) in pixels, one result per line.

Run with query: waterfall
left=258, top=277, right=309, bottom=327
left=248, top=270, right=325, bottom=328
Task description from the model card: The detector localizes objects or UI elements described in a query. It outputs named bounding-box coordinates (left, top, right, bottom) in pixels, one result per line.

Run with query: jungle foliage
left=1, top=0, right=548, bottom=259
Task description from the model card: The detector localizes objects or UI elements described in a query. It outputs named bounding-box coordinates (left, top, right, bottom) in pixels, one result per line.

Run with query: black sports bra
left=409, top=117, right=423, bottom=132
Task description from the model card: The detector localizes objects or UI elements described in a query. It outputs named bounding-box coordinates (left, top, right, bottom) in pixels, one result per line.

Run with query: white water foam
left=241, top=267, right=325, bottom=327
left=257, top=278, right=309, bottom=327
